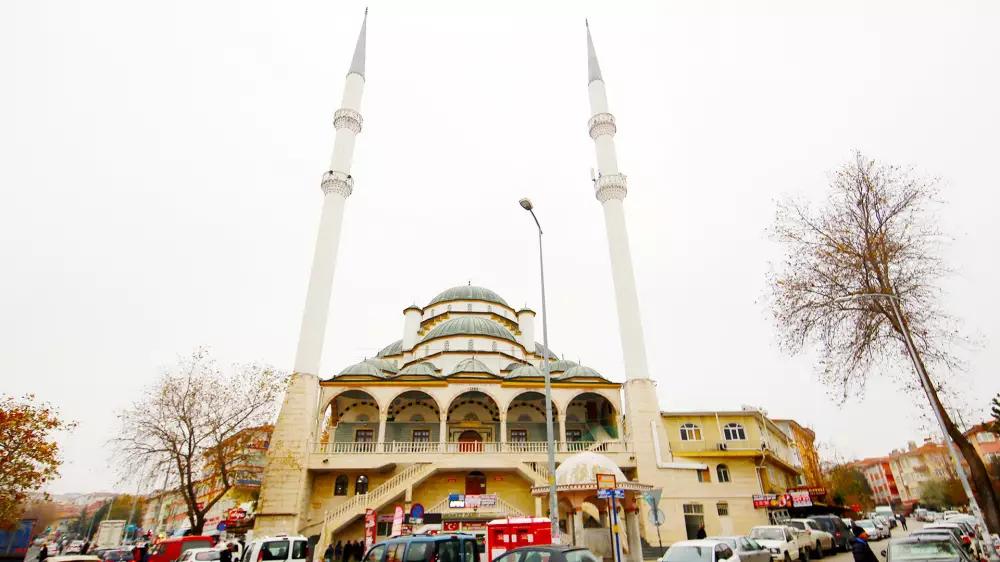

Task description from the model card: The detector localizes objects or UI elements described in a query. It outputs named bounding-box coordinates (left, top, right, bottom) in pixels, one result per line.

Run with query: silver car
left=708, top=536, right=772, bottom=562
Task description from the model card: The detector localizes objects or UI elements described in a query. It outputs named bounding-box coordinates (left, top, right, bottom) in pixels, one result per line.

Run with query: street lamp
left=519, top=197, right=561, bottom=545
left=835, top=292, right=997, bottom=560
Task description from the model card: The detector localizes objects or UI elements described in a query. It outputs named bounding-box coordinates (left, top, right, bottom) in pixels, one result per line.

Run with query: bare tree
left=113, top=348, right=285, bottom=534
left=768, top=151, right=1000, bottom=532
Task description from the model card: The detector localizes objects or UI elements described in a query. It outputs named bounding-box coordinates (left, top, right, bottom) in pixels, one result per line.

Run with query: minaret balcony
left=588, top=112, right=617, bottom=139
left=594, top=173, right=628, bottom=202
left=333, top=108, right=363, bottom=134
left=321, top=171, right=354, bottom=198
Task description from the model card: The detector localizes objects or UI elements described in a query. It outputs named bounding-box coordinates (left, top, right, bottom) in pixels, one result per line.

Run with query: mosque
left=255, top=13, right=821, bottom=560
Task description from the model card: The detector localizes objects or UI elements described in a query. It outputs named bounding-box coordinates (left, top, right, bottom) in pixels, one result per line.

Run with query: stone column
left=573, top=509, right=585, bottom=548
left=558, top=414, right=568, bottom=449
left=500, top=414, right=508, bottom=450
left=376, top=411, right=387, bottom=452
left=535, top=497, right=543, bottom=517
left=625, top=508, right=643, bottom=562
left=439, top=418, right=448, bottom=452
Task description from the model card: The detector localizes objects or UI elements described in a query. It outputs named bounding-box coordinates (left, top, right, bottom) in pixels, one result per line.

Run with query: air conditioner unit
left=717, top=443, right=728, bottom=451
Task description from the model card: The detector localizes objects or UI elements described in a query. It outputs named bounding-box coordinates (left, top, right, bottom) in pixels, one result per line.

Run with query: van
left=242, top=535, right=309, bottom=562
left=363, top=533, right=481, bottom=562
left=149, top=536, right=217, bottom=562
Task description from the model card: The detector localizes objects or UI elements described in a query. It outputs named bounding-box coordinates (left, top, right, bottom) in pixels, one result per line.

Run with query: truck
left=95, top=520, right=127, bottom=549
left=0, top=519, right=36, bottom=560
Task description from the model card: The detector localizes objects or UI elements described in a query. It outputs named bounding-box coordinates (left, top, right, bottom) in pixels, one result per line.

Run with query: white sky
left=2, top=0, right=999, bottom=494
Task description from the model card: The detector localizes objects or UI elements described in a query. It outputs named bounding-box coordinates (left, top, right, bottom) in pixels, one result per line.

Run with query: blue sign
left=410, top=503, right=424, bottom=520
left=597, top=489, right=625, bottom=499
left=216, top=522, right=227, bottom=532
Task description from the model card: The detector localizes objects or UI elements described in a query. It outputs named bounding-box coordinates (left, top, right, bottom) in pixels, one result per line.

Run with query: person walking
left=851, top=527, right=878, bottom=562
left=696, top=523, right=707, bottom=539
left=81, top=540, right=90, bottom=555
left=220, top=544, right=232, bottom=562
left=323, top=542, right=335, bottom=562
left=897, top=513, right=908, bottom=531
left=332, top=541, right=342, bottom=562
left=38, top=544, right=49, bottom=562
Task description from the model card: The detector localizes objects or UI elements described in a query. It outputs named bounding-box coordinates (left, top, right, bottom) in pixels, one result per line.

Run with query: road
left=818, top=520, right=920, bottom=562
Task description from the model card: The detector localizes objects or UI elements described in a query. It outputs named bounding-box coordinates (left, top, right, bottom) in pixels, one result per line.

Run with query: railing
left=323, top=462, right=433, bottom=528
left=669, top=439, right=765, bottom=453
left=314, top=441, right=633, bottom=455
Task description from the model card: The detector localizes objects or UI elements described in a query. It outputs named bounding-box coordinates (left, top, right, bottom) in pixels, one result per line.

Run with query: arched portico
left=445, top=391, right=500, bottom=452
left=505, top=391, right=560, bottom=450
left=565, top=391, right=619, bottom=450
left=319, top=389, right=381, bottom=452
left=385, top=390, right=441, bottom=453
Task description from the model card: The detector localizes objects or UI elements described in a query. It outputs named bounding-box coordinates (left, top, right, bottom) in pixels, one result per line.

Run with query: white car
left=241, top=535, right=309, bottom=562
left=787, top=519, right=834, bottom=557
left=749, top=526, right=805, bottom=562
left=854, top=519, right=887, bottom=541
left=662, top=540, right=741, bottom=562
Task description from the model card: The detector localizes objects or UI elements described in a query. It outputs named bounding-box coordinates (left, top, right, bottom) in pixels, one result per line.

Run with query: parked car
left=363, top=533, right=480, bottom=562
left=882, top=535, right=974, bottom=562
left=242, top=536, right=308, bottom=562
left=178, top=548, right=222, bottom=562
left=149, top=536, right=216, bottom=562
left=786, top=520, right=833, bottom=557
left=496, top=545, right=601, bottom=562
left=854, top=520, right=887, bottom=541
left=906, top=531, right=968, bottom=554
left=47, top=557, right=103, bottom=562
left=807, top=516, right=851, bottom=553
left=707, top=536, right=771, bottom=562
left=99, top=548, right=133, bottom=562
left=920, top=525, right=973, bottom=555
left=749, top=526, right=805, bottom=562
left=871, top=516, right=893, bottom=538
left=875, top=507, right=897, bottom=529
left=661, top=540, right=740, bottom=562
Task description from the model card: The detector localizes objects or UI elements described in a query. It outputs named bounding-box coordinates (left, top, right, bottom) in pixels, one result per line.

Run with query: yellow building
left=889, top=440, right=955, bottom=503
left=772, top=419, right=825, bottom=490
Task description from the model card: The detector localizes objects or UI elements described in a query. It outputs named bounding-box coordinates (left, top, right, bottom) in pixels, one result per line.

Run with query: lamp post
left=519, top=197, right=561, bottom=544
left=835, top=292, right=997, bottom=560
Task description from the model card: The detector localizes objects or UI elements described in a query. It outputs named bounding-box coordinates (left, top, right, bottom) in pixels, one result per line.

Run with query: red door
left=458, top=430, right=483, bottom=452
left=466, top=471, right=487, bottom=494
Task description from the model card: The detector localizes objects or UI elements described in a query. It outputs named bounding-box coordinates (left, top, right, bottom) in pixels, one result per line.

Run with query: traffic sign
left=216, top=522, right=227, bottom=532
left=647, top=509, right=666, bottom=527
left=596, top=473, right=617, bottom=490
left=597, top=489, right=625, bottom=499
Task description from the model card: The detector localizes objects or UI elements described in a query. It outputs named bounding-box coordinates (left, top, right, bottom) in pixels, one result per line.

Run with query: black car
left=884, top=535, right=975, bottom=562
left=492, top=545, right=601, bottom=562
left=363, top=533, right=482, bottom=562
left=807, top=516, right=852, bottom=553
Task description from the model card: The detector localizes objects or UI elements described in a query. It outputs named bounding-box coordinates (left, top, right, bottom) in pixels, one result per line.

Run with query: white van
left=242, top=535, right=309, bottom=562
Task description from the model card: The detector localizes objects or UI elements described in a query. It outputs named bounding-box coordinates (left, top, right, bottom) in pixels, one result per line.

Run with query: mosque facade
left=254, top=14, right=820, bottom=558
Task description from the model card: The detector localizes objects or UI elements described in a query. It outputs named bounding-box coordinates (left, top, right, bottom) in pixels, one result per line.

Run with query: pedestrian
left=348, top=541, right=358, bottom=562
left=38, top=544, right=49, bottom=562
left=141, top=542, right=150, bottom=562
left=696, top=523, right=707, bottom=539
left=220, top=544, right=232, bottom=562
left=353, top=540, right=363, bottom=562
left=333, top=541, right=343, bottom=562
left=897, top=513, right=907, bottom=531
left=851, top=527, right=878, bottom=562
left=81, top=540, right=90, bottom=555
left=325, top=542, right=336, bottom=562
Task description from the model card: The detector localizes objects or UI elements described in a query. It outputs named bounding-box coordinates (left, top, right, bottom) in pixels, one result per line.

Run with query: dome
left=367, top=358, right=398, bottom=374
left=336, top=360, right=387, bottom=378
left=555, top=452, right=628, bottom=486
left=421, top=317, right=516, bottom=343
left=399, top=362, right=443, bottom=378
left=427, top=285, right=509, bottom=308
left=560, top=365, right=605, bottom=379
left=503, top=361, right=528, bottom=372
left=535, top=342, right=557, bottom=359
left=376, top=339, right=403, bottom=357
left=506, top=364, right=542, bottom=379
left=449, top=357, right=496, bottom=376
left=542, top=359, right=578, bottom=373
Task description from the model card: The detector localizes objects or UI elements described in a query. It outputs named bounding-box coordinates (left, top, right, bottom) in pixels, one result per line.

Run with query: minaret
left=585, top=21, right=651, bottom=382
left=293, top=11, right=367, bottom=376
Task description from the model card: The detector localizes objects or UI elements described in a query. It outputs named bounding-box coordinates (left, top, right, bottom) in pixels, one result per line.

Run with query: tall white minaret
left=293, top=11, right=367, bottom=376
left=586, top=22, right=651, bottom=382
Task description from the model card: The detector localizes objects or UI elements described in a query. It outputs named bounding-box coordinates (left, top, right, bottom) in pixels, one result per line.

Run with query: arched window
left=680, top=423, right=702, bottom=441
left=491, top=341, right=497, bottom=352
left=444, top=341, right=450, bottom=351
left=468, top=339, right=473, bottom=350
left=334, top=475, right=348, bottom=496
left=467, top=303, right=473, bottom=311
left=355, top=474, right=369, bottom=495
left=716, top=464, right=731, bottom=483
left=723, top=423, right=746, bottom=441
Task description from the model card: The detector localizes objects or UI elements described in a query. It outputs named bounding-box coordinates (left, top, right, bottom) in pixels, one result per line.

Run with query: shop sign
left=790, top=491, right=812, bottom=507
left=448, top=494, right=465, bottom=508
left=225, top=508, right=248, bottom=524
left=479, top=494, right=497, bottom=507
left=365, top=509, right=377, bottom=549
left=752, top=494, right=794, bottom=509
left=596, top=473, right=617, bottom=490
left=465, top=495, right=481, bottom=508
left=462, top=522, right=487, bottom=532
left=391, top=506, right=404, bottom=537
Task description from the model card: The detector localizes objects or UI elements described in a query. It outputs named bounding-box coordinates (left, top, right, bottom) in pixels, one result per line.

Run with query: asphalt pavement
left=819, top=520, right=920, bottom=562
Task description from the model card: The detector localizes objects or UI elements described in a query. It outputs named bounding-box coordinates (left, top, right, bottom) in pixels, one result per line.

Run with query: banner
left=391, top=506, right=404, bottom=537
left=365, top=509, right=377, bottom=549
left=790, top=490, right=812, bottom=507
left=752, top=494, right=793, bottom=509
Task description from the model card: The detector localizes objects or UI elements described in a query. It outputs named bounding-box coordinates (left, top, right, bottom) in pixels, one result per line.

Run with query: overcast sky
left=3, top=0, right=999, bottom=494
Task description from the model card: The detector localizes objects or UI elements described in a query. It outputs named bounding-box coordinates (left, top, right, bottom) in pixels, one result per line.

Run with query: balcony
left=670, top=439, right=765, bottom=455
left=313, top=440, right=633, bottom=455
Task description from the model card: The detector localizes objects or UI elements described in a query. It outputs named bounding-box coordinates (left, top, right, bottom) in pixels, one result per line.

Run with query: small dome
left=555, top=452, right=628, bottom=486
left=427, top=285, right=509, bottom=308
left=543, top=359, right=578, bottom=373
left=367, top=358, right=398, bottom=374
left=376, top=340, right=403, bottom=357
left=506, top=364, right=542, bottom=379
left=336, top=360, right=387, bottom=378
left=503, top=361, right=528, bottom=372
left=535, top=342, right=558, bottom=359
left=449, top=357, right=496, bottom=376
left=422, top=317, right=516, bottom=343
left=399, top=362, right=443, bottom=378
left=561, top=365, right=604, bottom=379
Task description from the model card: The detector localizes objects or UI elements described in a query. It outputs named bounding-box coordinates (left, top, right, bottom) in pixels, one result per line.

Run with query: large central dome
left=427, top=285, right=509, bottom=308
left=421, top=316, right=516, bottom=342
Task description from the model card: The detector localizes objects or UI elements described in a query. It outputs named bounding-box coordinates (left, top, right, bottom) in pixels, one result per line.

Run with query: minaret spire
left=584, top=21, right=651, bottom=382
left=292, top=11, right=368, bottom=376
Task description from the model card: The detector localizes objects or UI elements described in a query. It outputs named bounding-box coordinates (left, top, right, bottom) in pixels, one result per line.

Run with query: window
left=462, top=539, right=479, bottom=562
left=680, top=423, right=702, bottom=441
left=386, top=544, right=404, bottom=562
left=510, top=429, right=527, bottom=442
left=520, top=552, right=551, bottom=562
left=723, top=423, right=746, bottom=441
left=437, top=541, right=460, bottom=562
left=977, top=432, right=997, bottom=443
left=194, top=553, right=220, bottom=561
left=364, top=545, right=387, bottom=562
left=355, top=474, right=369, bottom=495
left=355, top=429, right=374, bottom=443
left=261, top=541, right=290, bottom=561
left=413, top=430, right=430, bottom=442
left=468, top=339, right=474, bottom=350
left=697, top=469, right=711, bottom=483
left=684, top=504, right=703, bottom=514
left=405, top=543, right=435, bottom=562
left=468, top=304, right=473, bottom=311
left=565, top=551, right=601, bottom=562
left=293, top=541, right=308, bottom=560
left=334, top=474, right=348, bottom=495
left=444, top=341, right=450, bottom=351
left=566, top=429, right=582, bottom=442
left=716, top=464, right=731, bottom=483
left=717, top=502, right=729, bottom=516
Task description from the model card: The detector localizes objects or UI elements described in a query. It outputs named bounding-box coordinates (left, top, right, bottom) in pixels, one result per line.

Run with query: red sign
left=365, top=509, right=377, bottom=549
left=596, top=473, right=617, bottom=490
left=752, top=494, right=794, bottom=509
left=443, top=522, right=460, bottom=532
left=226, top=508, right=248, bottom=524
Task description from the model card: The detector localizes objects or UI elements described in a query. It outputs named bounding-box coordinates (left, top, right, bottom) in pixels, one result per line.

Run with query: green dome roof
left=542, top=359, right=578, bottom=373
left=561, top=365, right=605, bottom=380
left=449, top=358, right=496, bottom=376
left=507, top=364, right=542, bottom=379
left=421, top=317, right=516, bottom=343
left=427, top=285, right=509, bottom=308
left=376, top=339, right=403, bottom=357
left=367, top=358, right=398, bottom=374
left=336, top=360, right=387, bottom=378
left=399, top=362, right=443, bottom=378
left=504, top=361, right=528, bottom=372
left=535, top=342, right=557, bottom=359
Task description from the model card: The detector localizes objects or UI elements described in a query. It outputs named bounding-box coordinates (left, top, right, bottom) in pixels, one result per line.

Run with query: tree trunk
left=191, top=513, right=205, bottom=535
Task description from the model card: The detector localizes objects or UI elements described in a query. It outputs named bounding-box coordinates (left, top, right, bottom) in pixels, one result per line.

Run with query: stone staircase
left=522, top=461, right=553, bottom=485
left=321, top=462, right=434, bottom=534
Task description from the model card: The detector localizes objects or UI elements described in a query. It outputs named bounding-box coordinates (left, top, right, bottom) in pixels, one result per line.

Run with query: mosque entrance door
left=458, top=430, right=483, bottom=452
